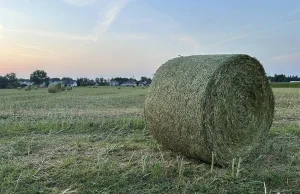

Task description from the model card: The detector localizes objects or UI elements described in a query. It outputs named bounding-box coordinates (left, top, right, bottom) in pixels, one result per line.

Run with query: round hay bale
left=48, top=84, right=61, bottom=93
left=144, top=54, right=275, bottom=167
left=24, top=86, right=31, bottom=91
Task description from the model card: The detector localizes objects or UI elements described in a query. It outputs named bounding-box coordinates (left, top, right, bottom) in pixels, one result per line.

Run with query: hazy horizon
left=1, top=0, right=300, bottom=79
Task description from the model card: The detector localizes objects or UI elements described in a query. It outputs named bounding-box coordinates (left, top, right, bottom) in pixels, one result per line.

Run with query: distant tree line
left=268, top=74, right=300, bottom=82
left=0, top=70, right=152, bottom=89
left=110, top=76, right=152, bottom=85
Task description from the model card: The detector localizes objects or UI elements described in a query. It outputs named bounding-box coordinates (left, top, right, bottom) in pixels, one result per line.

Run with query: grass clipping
left=145, top=55, right=275, bottom=167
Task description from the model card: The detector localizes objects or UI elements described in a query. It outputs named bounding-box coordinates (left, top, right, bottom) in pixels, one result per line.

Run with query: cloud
left=204, top=34, right=247, bottom=47
left=16, top=44, right=56, bottom=53
left=4, top=28, right=97, bottom=41
left=63, top=0, right=96, bottom=6
left=18, top=54, right=50, bottom=59
left=271, top=52, right=300, bottom=61
left=93, top=0, right=132, bottom=39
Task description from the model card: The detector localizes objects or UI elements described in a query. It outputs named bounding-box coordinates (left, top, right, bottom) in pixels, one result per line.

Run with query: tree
left=0, top=76, right=9, bottom=89
left=5, top=73, right=19, bottom=88
left=30, top=70, right=49, bottom=85
left=50, top=78, right=61, bottom=82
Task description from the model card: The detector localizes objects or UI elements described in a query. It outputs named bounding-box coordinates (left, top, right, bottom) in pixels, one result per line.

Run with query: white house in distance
left=19, top=81, right=33, bottom=86
left=109, top=80, right=120, bottom=86
left=121, top=81, right=137, bottom=87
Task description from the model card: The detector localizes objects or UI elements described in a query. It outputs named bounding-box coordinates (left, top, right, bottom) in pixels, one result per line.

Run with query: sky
left=1, top=0, right=300, bottom=79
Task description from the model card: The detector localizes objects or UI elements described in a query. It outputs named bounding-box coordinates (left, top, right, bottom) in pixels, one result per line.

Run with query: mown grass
left=0, top=87, right=299, bottom=193
left=271, top=82, right=300, bottom=88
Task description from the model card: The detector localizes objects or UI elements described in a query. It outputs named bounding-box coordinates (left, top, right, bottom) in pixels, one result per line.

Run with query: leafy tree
left=30, top=70, right=49, bottom=85
left=0, top=76, right=9, bottom=89
left=5, top=73, right=19, bottom=88
left=50, top=78, right=61, bottom=82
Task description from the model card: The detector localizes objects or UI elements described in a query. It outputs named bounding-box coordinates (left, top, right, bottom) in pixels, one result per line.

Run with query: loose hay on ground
left=145, top=54, right=275, bottom=167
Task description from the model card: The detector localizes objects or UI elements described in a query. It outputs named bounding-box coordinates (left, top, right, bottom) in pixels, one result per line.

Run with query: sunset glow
left=1, top=0, right=300, bottom=78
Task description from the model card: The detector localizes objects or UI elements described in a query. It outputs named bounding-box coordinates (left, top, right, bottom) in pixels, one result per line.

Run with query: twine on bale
left=144, top=54, right=275, bottom=167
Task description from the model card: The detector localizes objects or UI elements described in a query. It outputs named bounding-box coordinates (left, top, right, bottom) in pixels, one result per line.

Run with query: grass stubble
left=0, top=87, right=299, bottom=193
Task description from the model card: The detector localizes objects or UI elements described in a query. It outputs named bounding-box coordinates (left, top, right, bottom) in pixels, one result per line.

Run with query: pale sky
left=1, top=0, right=300, bottom=79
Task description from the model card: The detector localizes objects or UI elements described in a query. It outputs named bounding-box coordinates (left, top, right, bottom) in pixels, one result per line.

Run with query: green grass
left=271, top=82, right=300, bottom=88
left=0, top=87, right=300, bottom=193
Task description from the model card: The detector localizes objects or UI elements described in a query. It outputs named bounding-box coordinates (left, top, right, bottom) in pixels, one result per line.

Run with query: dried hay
left=144, top=54, right=275, bottom=167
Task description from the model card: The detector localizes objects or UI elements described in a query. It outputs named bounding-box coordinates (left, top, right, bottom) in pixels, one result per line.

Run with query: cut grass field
left=0, top=87, right=299, bottom=193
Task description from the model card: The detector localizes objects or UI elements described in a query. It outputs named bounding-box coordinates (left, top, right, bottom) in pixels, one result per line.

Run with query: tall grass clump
left=145, top=54, right=275, bottom=167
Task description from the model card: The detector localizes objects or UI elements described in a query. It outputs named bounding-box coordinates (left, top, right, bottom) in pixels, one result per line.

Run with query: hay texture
left=48, top=84, right=61, bottom=93
left=144, top=55, right=275, bottom=166
left=24, top=86, right=31, bottom=91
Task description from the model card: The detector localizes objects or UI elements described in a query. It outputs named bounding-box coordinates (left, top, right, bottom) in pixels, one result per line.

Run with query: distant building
left=62, top=80, right=77, bottom=87
left=19, top=81, right=33, bottom=86
left=121, top=81, right=137, bottom=87
left=110, top=80, right=120, bottom=86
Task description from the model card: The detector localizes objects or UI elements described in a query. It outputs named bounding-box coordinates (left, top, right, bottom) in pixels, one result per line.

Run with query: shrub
left=145, top=54, right=275, bottom=167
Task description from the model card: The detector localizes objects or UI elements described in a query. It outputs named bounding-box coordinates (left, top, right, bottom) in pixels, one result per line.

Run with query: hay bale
left=144, top=55, right=275, bottom=166
left=24, top=86, right=31, bottom=91
left=48, top=84, right=61, bottom=93
left=61, top=85, right=66, bottom=91
left=67, top=86, right=72, bottom=90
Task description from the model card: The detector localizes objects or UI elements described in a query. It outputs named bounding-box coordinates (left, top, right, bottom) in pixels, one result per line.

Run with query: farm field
left=0, top=87, right=300, bottom=193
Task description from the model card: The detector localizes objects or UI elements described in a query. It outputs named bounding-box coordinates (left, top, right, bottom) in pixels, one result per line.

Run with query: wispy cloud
left=18, top=54, right=50, bottom=59
left=204, top=34, right=247, bottom=47
left=271, top=52, right=300, bottom=61
left=93, top=0, right=132, bottom=39
left=16, top=44, right=56, bottom=53
left=63, top=0, right=96, bottom=6
left=4, top=29, right=97, bottom=41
